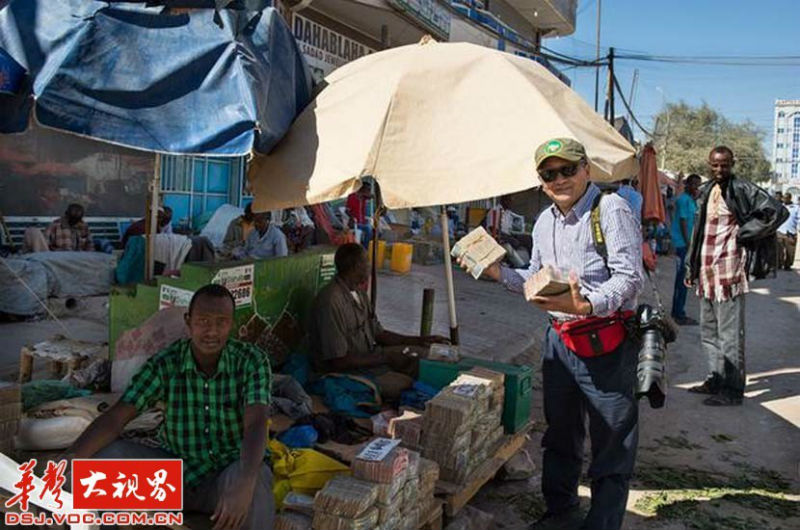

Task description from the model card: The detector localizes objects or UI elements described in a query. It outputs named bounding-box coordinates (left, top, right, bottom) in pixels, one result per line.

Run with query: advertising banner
left=211, top=264, right=255, bottom=307
left=0, top=125, right=152, bottom=217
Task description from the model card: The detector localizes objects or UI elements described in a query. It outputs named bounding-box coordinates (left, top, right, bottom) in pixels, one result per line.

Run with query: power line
left=612, top=73, right=653, bottom=138
left=614, top=52, right=800, bottom=66
left=540, top=45, right=605, bottom=66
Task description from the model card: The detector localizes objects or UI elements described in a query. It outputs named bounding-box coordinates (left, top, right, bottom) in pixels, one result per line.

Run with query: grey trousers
left=700, top=294, right=746, bottom=397
left=95, top=439, right=274, bottom=530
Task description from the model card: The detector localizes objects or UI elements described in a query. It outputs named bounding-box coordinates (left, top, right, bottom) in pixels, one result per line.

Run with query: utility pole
left=607, top=47, right=615, bottom=126
left=662, top=112, right=671, bottom=168
left=627, top=69, right=639, bottom=127
left=594, top=0, right=602, bottom=112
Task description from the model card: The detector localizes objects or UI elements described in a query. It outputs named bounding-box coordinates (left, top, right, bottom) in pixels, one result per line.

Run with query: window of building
left=778, top=111, right=785, bottom=117
left=792, top=164, right=798, bottom=178
left=778, top=128, right=785, bottom=134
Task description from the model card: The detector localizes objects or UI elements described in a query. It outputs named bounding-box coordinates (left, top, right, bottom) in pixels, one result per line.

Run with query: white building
left=772, top=99, right=800, bottom=196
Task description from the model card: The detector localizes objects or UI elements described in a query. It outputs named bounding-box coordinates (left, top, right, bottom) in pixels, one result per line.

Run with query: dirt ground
left=0, top=257, right=798, bottom=529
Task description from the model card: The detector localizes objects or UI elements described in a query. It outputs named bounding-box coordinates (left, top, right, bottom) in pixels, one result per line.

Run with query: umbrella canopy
left=640, top=144, right=666, bottom=223
left=248, top=40, right=637, bottom=211
left=0, top=0, right=312, bottom=155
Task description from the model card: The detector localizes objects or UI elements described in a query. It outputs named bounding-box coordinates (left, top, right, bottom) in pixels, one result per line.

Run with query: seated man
left=121, top=206, right=173, bottom=249
left=309, top=243, right=448, bottom=400
left=122, top=206, right=172, bottom=249
left=64, top=284, right=274, bottom=529
left=233, top=212, right=288, bottom=260
left=281, top=206, right=316, bottom=253
left=483, top=195, right=532, bottom=267
left=24, top=203, right=94, bottom=252
left=222, top=203, right=255, bottom=256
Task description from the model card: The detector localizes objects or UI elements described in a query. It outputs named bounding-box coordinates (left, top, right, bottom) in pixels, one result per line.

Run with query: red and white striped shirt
left=698, top=184, right=748, bottom=301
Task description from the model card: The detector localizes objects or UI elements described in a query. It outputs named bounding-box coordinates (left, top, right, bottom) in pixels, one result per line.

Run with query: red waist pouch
left=552, top=311, right=634, bottom=358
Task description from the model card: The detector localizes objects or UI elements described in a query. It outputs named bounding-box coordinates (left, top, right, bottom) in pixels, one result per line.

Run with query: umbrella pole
left=440, top=207, right=459, bottom=345
left=145, top=153, right=162, bottom=283
left=369, top=183, right=383, bottom=315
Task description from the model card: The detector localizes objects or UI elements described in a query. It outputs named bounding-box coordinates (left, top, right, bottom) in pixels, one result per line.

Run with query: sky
left=545, top=0, right=800, bottom=157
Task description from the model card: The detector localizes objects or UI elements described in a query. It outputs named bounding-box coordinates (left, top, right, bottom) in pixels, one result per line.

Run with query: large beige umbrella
left=249, top=40, right=637, bottom=211
left=249, top=40, right=637, bottom=342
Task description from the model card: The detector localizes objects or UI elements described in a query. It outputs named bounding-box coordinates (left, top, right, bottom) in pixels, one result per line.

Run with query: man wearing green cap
left=471, top=138, right=643, bottom=530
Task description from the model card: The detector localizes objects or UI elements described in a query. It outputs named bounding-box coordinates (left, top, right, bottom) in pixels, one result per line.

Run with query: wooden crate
left=0, top=382, right=21, bottom=455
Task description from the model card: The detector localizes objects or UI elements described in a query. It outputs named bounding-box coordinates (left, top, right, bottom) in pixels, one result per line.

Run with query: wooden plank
left=313, top=440, right=367, bottom=465
left=436, top=425, right=530, bottom=517
left=419, top=499, right=444, bottom=530
left=18, top=348, right=33, bottom=383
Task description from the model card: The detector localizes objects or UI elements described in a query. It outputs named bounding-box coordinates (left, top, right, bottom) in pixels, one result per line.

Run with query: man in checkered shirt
left=24, top=203, right=94, bottom=252
left=44, top=203, right=94, bottom=251
left=66, top=284, right=274, bottom=529
left=685, top=146, right=788, bottom=406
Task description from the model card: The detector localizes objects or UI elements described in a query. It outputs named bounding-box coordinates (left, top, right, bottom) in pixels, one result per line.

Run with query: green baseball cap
left=534, top=138, right=587, bottom=169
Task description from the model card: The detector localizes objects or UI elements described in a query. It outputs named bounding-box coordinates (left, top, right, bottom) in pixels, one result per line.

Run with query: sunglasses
left=538, top=161, right=583, bottom=183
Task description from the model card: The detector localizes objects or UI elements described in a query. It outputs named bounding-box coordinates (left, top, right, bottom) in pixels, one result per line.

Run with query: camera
left=634, top=304, right=677, bottom=409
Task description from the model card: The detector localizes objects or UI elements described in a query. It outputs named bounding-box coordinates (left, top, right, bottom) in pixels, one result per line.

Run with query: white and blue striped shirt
left=500, top=183, right=644, bottom=319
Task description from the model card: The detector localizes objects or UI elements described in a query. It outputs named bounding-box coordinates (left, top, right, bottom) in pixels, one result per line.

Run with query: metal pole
left=627, top=68, right=639, bottom=127
left=594, top=0, right=602, bottom=112
left=145, top=153, right=161, bottom=283
left=440, top=207, right=459, bottom=345
left=369, top=182, right=382, bottom=314
left=420, top=288, right=435, bottom=337
left=608, top=47, right=615, bottom=125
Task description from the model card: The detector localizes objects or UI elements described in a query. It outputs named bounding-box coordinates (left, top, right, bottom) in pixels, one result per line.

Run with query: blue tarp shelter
left=0, top=0, right=313, bottom=156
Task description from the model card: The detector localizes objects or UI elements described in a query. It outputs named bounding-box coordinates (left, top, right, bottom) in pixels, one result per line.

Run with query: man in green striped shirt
left=67, top=284, right=273, bottom=530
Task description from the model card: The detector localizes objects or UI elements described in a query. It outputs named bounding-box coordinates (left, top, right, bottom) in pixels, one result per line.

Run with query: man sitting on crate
left=309, top=243, right=449, bottom=401
left=468, top=138, right=644, bottom=530
left=64, top=284, right=274, bottom=530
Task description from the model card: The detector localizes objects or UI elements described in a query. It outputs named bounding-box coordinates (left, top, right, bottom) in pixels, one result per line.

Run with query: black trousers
left=541, top=326, right=639, bottom=530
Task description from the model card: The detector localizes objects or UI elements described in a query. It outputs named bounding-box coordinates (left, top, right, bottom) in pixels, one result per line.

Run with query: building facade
left=4, top=0, right=578, bottom=244
left=772, top=99, right=800, bottom=196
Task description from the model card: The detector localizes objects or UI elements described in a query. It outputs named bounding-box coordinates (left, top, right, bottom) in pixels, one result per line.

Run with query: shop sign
left=211, top=264, right=255, bottom=307
left=159, top=285, right=195, bottom=310
left=292, top=13, right=375, bottom=82
left=390, top=0, right=451, bottom=40
left=317, top=254, right=336, bottom=289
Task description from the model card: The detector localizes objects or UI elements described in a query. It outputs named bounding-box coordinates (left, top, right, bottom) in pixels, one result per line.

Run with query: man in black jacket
left=685, top=146, right=788, bottom=406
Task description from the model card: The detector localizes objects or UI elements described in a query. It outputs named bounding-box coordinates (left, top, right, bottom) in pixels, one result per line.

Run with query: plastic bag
left=269, top=439, right=350, bottom=509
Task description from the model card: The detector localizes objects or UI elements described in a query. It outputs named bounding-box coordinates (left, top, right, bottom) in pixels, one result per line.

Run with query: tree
left=652, top=102, right=771, bottom=182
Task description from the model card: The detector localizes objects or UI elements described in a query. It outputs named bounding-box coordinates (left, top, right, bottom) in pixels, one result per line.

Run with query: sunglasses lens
left=540, top=170, right=557, bottom=183
left=562, top=164, right=578, bottom=177
left=539, top=163, right=579, bottom=183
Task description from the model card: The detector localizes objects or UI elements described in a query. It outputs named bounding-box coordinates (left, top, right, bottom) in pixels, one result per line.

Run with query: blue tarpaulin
left=0, top=0, right=312, bottom=155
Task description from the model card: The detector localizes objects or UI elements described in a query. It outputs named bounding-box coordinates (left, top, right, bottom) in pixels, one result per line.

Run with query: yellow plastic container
left=390, top=242, right=413, bottom=274
left=368, top=240, right=387, bottom=269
